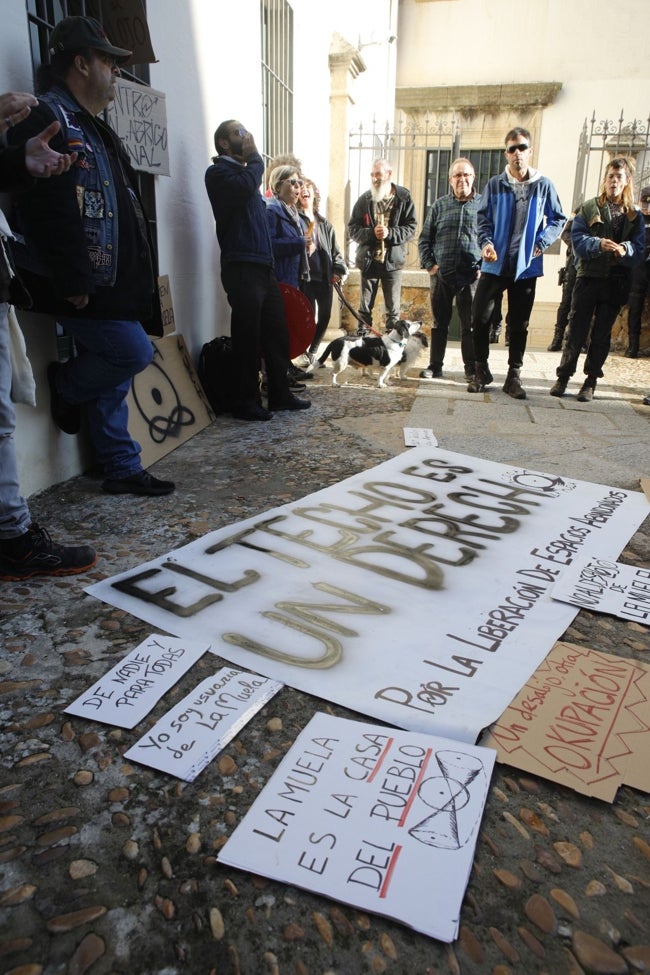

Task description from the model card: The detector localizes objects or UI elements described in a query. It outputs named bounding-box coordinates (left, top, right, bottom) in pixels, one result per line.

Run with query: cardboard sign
left=65, top=635, right=208, bottom=729
left=482, top=642, right=650, bottom=801
left=126, top=333, right=214, bottom=469
left=218, top=711, right=495, bottom=942
left=106, top=78, right=169, bottom=175
left=99, top=0, right=157, bottom=65
left=86, top=449, right=649, bottom=743
left=125, top=667, right=282, bottom=781
left=550, top=555, right=650, bottom=625
left=158, top=275, right=176, bottom=336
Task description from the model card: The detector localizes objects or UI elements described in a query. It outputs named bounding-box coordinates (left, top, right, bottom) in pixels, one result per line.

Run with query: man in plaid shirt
left=418, top=158, right=482, bottom=380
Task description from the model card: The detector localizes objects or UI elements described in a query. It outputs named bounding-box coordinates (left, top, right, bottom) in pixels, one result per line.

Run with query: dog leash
left=332, top=280, right=383, bottom=338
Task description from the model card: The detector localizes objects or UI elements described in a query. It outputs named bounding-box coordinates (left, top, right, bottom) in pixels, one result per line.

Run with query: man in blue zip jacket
left=205, top=121, right=310, bottom=421
left=468, top=127, right=565, bottom=399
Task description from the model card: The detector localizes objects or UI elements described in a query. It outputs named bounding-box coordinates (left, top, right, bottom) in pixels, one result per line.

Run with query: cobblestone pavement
left=1, top=344, right=649, bottom=975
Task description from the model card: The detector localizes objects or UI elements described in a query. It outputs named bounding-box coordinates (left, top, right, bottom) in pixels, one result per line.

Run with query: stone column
left=327, top=34, right=365, bottom=331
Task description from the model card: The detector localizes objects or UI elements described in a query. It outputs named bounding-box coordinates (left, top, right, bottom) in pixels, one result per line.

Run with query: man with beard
left=205, top=121, right=310, bottom=420
left=348, top=158, right=417, bottom=333
left=418, top=157, right=482, bottom=380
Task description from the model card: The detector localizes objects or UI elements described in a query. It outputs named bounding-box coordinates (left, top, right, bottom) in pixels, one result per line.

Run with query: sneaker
left=102, top=471, right=176, bottom=496
left=47, top=362, right=81, bottom=435
left=288, top=364, right=313, bottom=381
left=267, top=394, right=311, bottom=411
left=643, top=394, right=650, bottom=406
left=288, top=378, right=307, bottom=391
left=0, top=523, right=97, bottom=581
left=419, top=367, right=443, bottom=380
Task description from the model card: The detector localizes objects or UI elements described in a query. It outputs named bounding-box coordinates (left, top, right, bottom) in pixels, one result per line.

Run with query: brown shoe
left=576, top=377, right=596, bottom=402
left=502, top=368, right=526, bottom=400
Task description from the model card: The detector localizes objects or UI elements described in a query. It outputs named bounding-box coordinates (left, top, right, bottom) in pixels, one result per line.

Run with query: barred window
left=260, top=0, right=294, bottom=165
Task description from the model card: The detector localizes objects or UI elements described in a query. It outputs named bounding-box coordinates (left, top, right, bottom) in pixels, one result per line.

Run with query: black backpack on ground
left=197, top=336, right=237, bottom=415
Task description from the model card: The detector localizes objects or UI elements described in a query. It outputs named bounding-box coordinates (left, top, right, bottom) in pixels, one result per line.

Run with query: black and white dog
left=316, top=321, right=427, bottom=387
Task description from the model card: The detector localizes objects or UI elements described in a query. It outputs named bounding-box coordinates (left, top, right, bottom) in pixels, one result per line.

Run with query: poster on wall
left=106, top=78, right=169, bottom=175
left=218, top=711, right=496, bottom=943
left=86, top=448, right=649, bottom=743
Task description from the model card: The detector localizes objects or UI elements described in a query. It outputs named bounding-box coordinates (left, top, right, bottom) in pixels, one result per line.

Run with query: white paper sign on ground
left=550, top=555, right=650, bottom=625
left=65, top=635, right=208, bottom=729
left=403, top=427, right=437, bottom=447
left=124, top=668, right=282, bottom=781
left=85, top=448, right=649, bottom=743
left=218, top=711, right=495, bottom=943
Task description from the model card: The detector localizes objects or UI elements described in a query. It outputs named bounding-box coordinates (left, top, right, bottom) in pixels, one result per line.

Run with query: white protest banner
left=124, top=668, right=282, bottom=781
left=404, top=427, right=437, bottom=447
left=65, top=635, right=208, bottom=729
left=218, top=711, right=495, bottom=942
left=85, top=448, right=649, bottom=742
left=550, top=555, right=650, bottom=625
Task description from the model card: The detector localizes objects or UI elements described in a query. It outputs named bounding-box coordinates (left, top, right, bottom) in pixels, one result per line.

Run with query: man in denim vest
left=10, top=16, right=174, bottom=496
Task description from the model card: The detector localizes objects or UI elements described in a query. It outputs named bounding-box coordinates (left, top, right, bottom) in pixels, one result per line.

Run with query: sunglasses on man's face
left=506, top=143, right=529, bottom=154
left=285, top=178, right=304, bottom=187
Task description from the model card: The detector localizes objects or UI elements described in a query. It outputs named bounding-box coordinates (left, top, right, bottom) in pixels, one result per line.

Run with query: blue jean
left=359, top=263, right=403, bottom=330
left=0, top=303, right=31, bottom=538
left=57, top=317, right=153, bottom=478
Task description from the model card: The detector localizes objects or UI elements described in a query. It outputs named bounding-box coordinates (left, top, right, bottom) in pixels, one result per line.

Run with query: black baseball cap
left=49, top=16, right=132, bottom=64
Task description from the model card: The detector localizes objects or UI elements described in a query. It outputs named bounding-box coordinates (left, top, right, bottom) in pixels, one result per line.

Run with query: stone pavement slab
left=0, top=348, right=648, bottom=975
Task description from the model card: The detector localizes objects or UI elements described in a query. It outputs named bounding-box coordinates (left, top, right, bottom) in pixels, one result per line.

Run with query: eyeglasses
left=506, top=143, right=529, bottom=154
left=96, top=53, right=120, bottom=69
left=451, top=172, right=473, bottom=179
left=285, top=178, right=304, bottom=187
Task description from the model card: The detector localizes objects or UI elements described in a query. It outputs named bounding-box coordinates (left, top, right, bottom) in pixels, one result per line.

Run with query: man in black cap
left=10, top=16, right=174, bottom=497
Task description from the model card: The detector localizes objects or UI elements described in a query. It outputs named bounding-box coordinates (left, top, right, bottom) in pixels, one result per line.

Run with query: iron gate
left=572, top=111, right=650, bottom=212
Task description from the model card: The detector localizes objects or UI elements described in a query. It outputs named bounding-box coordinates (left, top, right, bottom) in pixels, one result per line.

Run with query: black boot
left=547, top=326, right=565, bottom=352
left=502, top=368, right=526, bottom=400
left=625, top=336, right=639, bottom=358
left=467, top=362, right=491, bottom=393
left=576, top=376, right=597, bottom=402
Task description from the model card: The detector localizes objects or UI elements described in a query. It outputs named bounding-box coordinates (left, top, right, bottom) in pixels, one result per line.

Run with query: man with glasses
left=418, top=157, right=482, bottom=381
left=10, top=16, right=174, bottom=496
left=348, top=158, right=417, bottom=333
left=468, top=127, right=565, bottom=399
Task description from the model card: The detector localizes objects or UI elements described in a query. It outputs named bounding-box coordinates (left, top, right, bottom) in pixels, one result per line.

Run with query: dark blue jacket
left=205, top=152, right=274, bottom=268
left=265, top=197, right=307, bottom=287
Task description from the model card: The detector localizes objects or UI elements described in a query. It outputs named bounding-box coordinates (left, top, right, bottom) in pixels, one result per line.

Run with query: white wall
left=3, top=0, right=397, bottom=495
left=396, top=0, right=650, bottom=303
